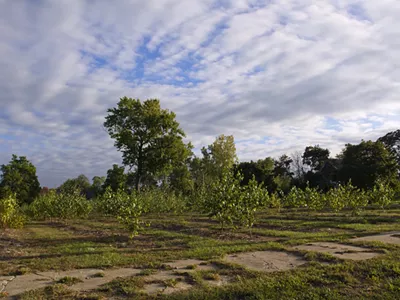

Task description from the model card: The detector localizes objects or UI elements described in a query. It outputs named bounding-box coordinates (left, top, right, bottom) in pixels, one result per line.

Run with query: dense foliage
left=104, top=97, right=192, bottom=191
left=339, top=140, right=398, bottom=189
left=2, top=98, right=399, bottom=240
left=205, top=171, right=268, bottom=229
left=0, top=155, right=40, bottom=205
left=30, top=189, right=92, bottom=221
left=96, top=188, right=147, bottom=238
left=0, top=194, right=25, bottom=228
left=59, top=174, right=91, bottom=197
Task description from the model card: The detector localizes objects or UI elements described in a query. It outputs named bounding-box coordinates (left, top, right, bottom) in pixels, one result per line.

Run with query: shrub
left=205, top=170, right=243, bottom=230
left=326, top=181, right=368, bottom=215
left=97, top=188, right=147, bottom=239
left=236, top=177, right=268, bottom=228
left=369, top=179, right=395, bottom=209
left=326, top=185, right=346, bottom=212
left=304, top=185, right=325, bottom=211
left=284, top=186, right=306, bottom=209
left=139, top=187, right=187, bottom=214
left=0, top=194, right=25, bottom=228
left=29, top=190, right=58, bottom=220
left=117, top=193, right=148, bottom=239
left=30, top=189, right=92, bottom=221
left=205, top=172, right=268, bottom=230
left=96, top=187, right=127, bottom=216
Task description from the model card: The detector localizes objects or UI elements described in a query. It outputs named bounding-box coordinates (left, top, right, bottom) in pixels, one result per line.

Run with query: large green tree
left=202, top=135, right=237, bottom=180
left=103, top=164, right=127, bottom=192
left=59, top=174, right=91, bottom=196
left=235, top=157, right=277, bottom=192
left=338, top=140, right=398, bottom=189
left=378, top=129, right=400, bottom=171
left=0, top=155, right=41, bottom=204
left=91, top=176, right=106, bottom=197
left=166, top=144, right=194, bottom=194
left=104, top=98, right=191, bottom=191
left=302, top=145, right=330, bottom=172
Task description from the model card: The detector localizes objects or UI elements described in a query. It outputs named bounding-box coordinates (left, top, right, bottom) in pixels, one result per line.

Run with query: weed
left=56, top=276, right=84, bottom=286
left=137, top=269, right=157, bottom=276
left=202, top=272, right=221, bottom=281
left=186, top=264, right=197, bottom=270
left=90, top=272, right=105, bottom=278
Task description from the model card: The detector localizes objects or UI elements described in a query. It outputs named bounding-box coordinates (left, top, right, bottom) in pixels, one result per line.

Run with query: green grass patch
left=56, top=276, right=83, bottom=286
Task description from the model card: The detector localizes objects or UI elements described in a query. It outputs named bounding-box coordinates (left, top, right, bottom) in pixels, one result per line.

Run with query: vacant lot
left=1, top=208, right=400, bottom=299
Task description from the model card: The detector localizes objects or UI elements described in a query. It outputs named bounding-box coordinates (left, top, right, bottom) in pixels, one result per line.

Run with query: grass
left=91, top=272, right=106, bottom=278
left=0, top=208, right=399, bottom=299
left=56, top=276, right=84, bottom=286
left=186, top=265, right=197, bottom=270
left=202, top=272, right=221, bottom=281
left=137, top=269, right=158, bottom=276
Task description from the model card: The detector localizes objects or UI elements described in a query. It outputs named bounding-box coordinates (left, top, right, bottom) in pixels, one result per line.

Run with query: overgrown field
left=1, top=206, right=400, bottom=299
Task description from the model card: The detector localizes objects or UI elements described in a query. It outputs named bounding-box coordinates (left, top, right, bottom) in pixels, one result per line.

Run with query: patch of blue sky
left=130, top=47, right=205, bottom=87
left=279, top=15, right=289, bottom=26
left=0, top=134, right=16, bottom=142
left=236, top=0, right=271, bottom=14
left=244, top=65, right=266, bottom=77
left=324, top=117, right=342, bottom=132
left=236, top=136, right=274, bottom=145
left=198, top=18, right=229, bottom=50
left=117, top=35, right=162, bottom=83
left=359, top=117, right=383, bottom=129
left=347, top=3, right=372, bottom=22
left=168, top=56, right=205, bottom=86
left=80, top=50, right=110, bottom=74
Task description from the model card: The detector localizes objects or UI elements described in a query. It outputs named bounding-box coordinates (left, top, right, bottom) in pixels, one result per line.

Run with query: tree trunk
left=136, top=142, right=143, bottom=192
left=135, top=175, right=141, bottom=192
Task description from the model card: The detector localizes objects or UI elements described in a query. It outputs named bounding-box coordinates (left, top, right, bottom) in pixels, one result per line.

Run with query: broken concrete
left=224, top=251, right=307, bottom=272
left=350, top=232, right=400, bottom=245
left=141, top=282, right=166, bottom=295
left=0, top=276, right=15, bottom=294
left=163, top=282, right=193, bottom=295
left=205, top=275, right=231, bottom=287
left=164, top=259, right=218, bottom=273
left=4, top=273, right=53, bottom=297
left=1, top=260, right=227, bottom=297
left=294, top=242, right=381, bottom=260
left=2, top=268, right=141, bottom=297
left=70, top=268, right=142, bottom=292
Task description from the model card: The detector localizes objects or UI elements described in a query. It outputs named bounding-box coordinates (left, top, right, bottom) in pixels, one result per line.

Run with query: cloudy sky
left=0, top=0, right=399, bottom=187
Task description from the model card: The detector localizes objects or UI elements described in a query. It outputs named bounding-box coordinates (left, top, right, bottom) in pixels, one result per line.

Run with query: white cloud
left=0, top=0, right=399, bottom=187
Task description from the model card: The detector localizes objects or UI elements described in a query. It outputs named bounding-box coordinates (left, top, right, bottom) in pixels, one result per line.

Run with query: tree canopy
left=91, top=176, right=106, bottom=197
left=104, top=97, right=191, bottom=191
left=59, top=174, right=91, bottom=197
left=378, top=130, right=400, bottom=171
left=303, top=145, right=330, bottom=172
left=338, top=140, right=398, bottom=189
left=0, top=155, right=41, bottom=204
left=103, top=164, right=127, bottom=192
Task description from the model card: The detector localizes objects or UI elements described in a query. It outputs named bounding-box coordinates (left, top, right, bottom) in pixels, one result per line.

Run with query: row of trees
left=1, top=98, right=400, bottom=235
left=0, top=98, right=399, bottom=206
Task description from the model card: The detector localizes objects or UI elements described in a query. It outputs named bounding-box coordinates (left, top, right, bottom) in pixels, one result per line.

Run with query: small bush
left=0, top=194, right=25, bottom=228
left=97, top=188, right=147, bottom=239
left=56, top=276, right=83, bottom=286
left=30, top=189, right=92, bottom=221
left=369, top=179, right=395, bottom=209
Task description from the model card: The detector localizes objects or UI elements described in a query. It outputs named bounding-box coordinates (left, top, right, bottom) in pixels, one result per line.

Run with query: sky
left=0, top=0, right=399, bottom=187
